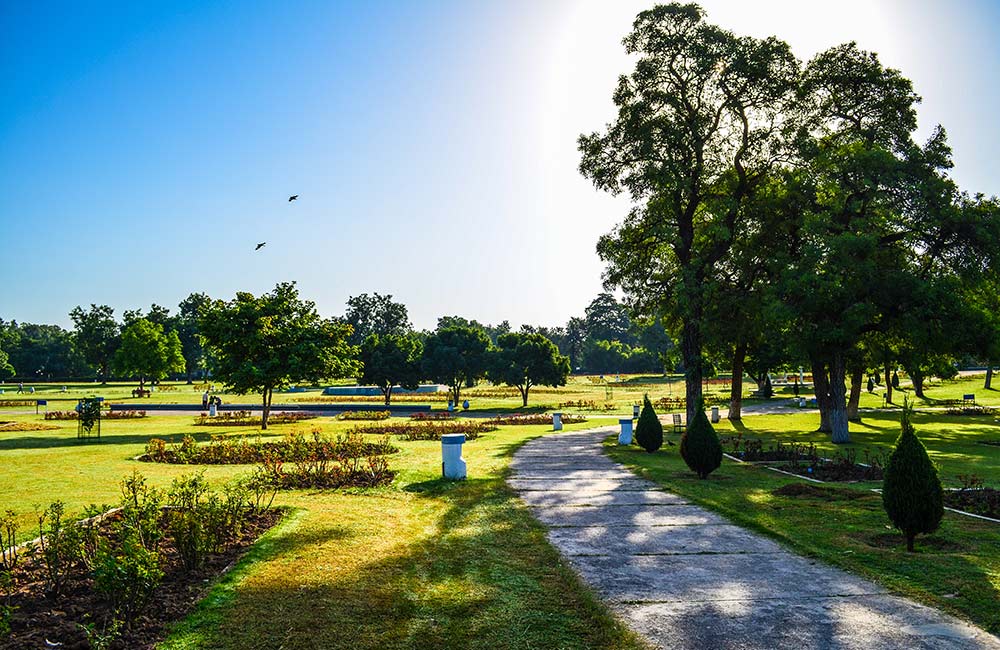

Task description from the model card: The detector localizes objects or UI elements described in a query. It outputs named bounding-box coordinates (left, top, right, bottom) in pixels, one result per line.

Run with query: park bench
left=132, top=388, right=151, bottom=398
left=963, top=394, right=976, bottom=406
left=672, top=413, right=685, bottom=434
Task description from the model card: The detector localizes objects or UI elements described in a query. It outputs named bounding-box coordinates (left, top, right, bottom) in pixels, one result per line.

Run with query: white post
left=552, top=412, right=563, bottom=431
left=710, top=406, right=720, bottom=423
left=209, top=403, right=217, bottom=417
left=618, top=418, right=633, bottom=445
left=633, top=404, right=640, bottom=418
left=441, top=433, right=467, bottom=479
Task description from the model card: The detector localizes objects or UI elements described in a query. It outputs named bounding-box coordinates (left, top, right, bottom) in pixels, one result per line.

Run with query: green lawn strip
left=605, top=435, right=1000, bottom=634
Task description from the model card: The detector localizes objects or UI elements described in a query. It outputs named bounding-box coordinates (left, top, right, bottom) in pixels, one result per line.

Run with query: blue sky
left=2, top=0, right=998, bottom=330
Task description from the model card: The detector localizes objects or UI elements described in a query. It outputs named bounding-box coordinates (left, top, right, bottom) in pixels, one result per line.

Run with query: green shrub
left=679, top=400, right=722, bottom=479
left=881, top=401, right=943, bottom=552
left=92, top=534, right=163, bottom=626
left=35, top=501, right=83, bottom=596
left=634, top=394, right=663, bottom=453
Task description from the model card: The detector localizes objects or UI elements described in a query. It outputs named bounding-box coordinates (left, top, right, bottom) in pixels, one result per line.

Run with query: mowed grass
left=0, top=412, right=647, bottom=650
left=607, top=410, right=1000, bottom=633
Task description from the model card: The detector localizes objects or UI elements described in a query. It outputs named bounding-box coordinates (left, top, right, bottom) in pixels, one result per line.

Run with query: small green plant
left=92, top=534, right=163, bottom=627
left=634, top=394, right=663, bottom=453
left=0, top=510, right=19, bottom=572
left=679, top=399, right=722, bottom=479
left=882, top=400, right=944, bottom=552
left=79, top=616, right=123, bottom=650
left=118, top=471, right=164, bottom=551
left=166, top=472, right=213, bottom=571
left=35, top=501, right=83, bottom=596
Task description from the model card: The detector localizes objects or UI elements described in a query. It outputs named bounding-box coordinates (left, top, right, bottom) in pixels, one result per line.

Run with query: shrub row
left=336, top=410, right=391, bottom=421
left=43, top=410, right=146, bottom=421
left=141, top=430, right=397, bottom=465
left=558, top=400, right=616, bottom=411
left=193, top=410, right=315, bottom=426
left=348, top=420, right=496, bottom=440
left=489, top=413, right=588, bottom=426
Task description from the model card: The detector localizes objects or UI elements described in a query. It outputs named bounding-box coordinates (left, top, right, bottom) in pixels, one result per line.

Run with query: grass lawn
left=606, top=409, right=1000, bottom=633
left=0, top=412, right=648, bottom=650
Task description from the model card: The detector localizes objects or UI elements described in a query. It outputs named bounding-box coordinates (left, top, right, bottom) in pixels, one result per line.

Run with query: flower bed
left=558, top=400, right=616, bottom=411
left=44, top=410, right=147, bottom=421
left=944, top=405, right=997, bottom=416
left=410, top=411, right=453, bottom=421
left=944, top=488, right=1000, bottom=520
left=0, top=421, right=60, bottom=432
left=337, top=410, right=391, bottom=421
left=489, top=413, right=588, bottom=426
left=0, top=401, right=36, bottom=408
left=1, top=473, right=283, bottom=649
left=140, top=431, right=398, bottom=465
left=348, top=420, right=496, bottom=441
left=778, top=447, right=889, bottom=482
left=193, top=410, right=315, bottom=426
left=722, top=435, right=817, bottom=462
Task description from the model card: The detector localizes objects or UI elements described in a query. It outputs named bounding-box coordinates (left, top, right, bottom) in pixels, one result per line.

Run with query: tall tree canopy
left=201, top=282, right=359, bottom=429
left=69, top=304, right=120, bottom=382
left=421, top=325, right=492, bottom=405
left=489, top=333, right=571, bottom=407
left=344, top=293, right=411, bottom=346
left=113, top=319, right=185, bottom=391
left=176, top=292, right=211, bottom=383
left=579, top=2, right=799, bottom=424
left=358, top=333, right=424, bottom=405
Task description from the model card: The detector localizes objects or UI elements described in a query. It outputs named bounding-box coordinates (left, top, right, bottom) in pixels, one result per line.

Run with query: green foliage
left=113, top=318, right=185, bottom=388
left=634, top=394, right=663, bottom=453
left=176, top=292, right=212, bottom=381
left=679, top=400, right=722, bottom=478
left=199, top=282, right=360, bottom=429
left=344, top=293, right=411, bottom=347
left=69, top=304, right=120, bottom=380
left=165, top=472, right=214, bottom=571
left=0, top=346, right=13, bottom=380
left=881, top=401, right=944, bottom=551
left=35, top=501, right=82, bottom=596
left=358, top=333, right=423, bottom=405
left=118, top=471, right=164, bottom=551
left=489, top=332, right=571, bottom=407
left=79, top=398, right=102, bottom=434
left=421, top=325, right=492, bottom=404
left=92, top=534, right=163, bottom=626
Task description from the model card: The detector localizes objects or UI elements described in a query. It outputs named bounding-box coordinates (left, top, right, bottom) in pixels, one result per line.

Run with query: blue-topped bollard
left=618, top=418, right=633, bottom=445
left=552, top=412, right=563, bottom=431
left=447, top=400, right=455, bottom=412
left=441, top=433, right=467, bottom=479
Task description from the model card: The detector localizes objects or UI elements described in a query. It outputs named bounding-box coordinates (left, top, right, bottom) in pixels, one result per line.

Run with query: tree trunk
left=811, top=357, right=832, bottom=433
left=681, top=320, right=704, bottom=426
left=520, top=384, right=529, bottom=407
left=987, top=366, right=994, bottom=390
left=383, top=385, right=392, bottom=406
left=451, top=383, right=461, bottom=406
left=829, top=351, right=850, bottom=444
left=261, top=388, right=272, bottom=430
left=728, top=343, right=747, bottom=421
left=912, top=369, right=925, bottom=399
left=906, top=532, right=915, bottom=553
left=847, top=366, right=864, bottom=422
left=884, top=362, right=893, bottom=404
left=139, top=376, right=145, bottom=392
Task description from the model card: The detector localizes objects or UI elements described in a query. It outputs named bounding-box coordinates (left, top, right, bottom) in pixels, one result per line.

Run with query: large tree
left=344, top=293, right=411, bottom=346
left=489, top=333, right=571, bottom=407
left=579, top=3, right=799, bottom=424
left=421, top=325, right=492, bottom=405
left=113, top=319, right=185, bottom=392
left=176, top=292, right=211, bottom=383
left=1, top=321, right=89, bottom=380
left=584, top=293, right=633, bottom=344
left=358, top=333, right=424, bottom=405
left=0, top=345, right=13, bottom=380
left=200, top=282, right=359, bottom=429
left=69, top=304, right=120, bottom=382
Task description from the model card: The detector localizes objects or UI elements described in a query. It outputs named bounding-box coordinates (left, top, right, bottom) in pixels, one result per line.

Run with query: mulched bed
left=4, top=509, right=283, bottom=650
left=721, top=437, right=817, bottom=463
left=780, top=460, right=884, bottom=482
left=944, top=488, right=1000, bottom=520
left=772, top=483, right=874, bottom=501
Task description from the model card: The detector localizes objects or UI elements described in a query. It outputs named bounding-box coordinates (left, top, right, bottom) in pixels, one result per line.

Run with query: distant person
left=202, top=391, right=209, bottom=408
left=17, top=382, right=23, bottom=394
left=28, top=386, right=34, bottom=394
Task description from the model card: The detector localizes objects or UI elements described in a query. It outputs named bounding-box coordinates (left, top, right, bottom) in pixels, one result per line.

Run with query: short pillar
left=633, top=404, right=640, bottom=418
left=209, top=403, right=217, bottom=417
left=618, top=418, right=633, bottom=445
left=552, top=412, right=563, bottom=431
left=441, top=433, right=467, bottom=480
left=447, top=400, right=455, bottom=412
left=710, top=406, right=719, bottom=423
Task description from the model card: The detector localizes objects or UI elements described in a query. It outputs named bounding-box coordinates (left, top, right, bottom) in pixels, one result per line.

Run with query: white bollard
left=711, top=406, right=720, bottom=423
left=618, top=418, right=633, bottom=445
left=552, top=412, right=563, bottom=431
left=441, top=433, right=467, bottom=480
left=209, top=403, right=217, bottom=417
left=633, top=404, right=640, bottom=418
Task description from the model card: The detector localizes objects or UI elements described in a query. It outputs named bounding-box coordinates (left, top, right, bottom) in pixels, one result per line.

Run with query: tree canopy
left=421, top=325, right=492, bottom=405
left=200, top=282, right=359, bottom=429
left=344, top=293, right=411, bottom=346
left=358, top=333, right=424, bottom=405
left=113, top=318, right=185, bottom=390
left=489, top=332, right=570, bottom=407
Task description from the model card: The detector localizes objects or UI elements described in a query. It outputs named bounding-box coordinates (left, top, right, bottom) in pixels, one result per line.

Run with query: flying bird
left=288, top=195, right=298, bottom=202
left=255, top=242, right=266, bottom=251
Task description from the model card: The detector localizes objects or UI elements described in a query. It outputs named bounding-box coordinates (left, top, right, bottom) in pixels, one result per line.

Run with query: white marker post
left=618, top=418, right=633, bottom=445
left=711, top=406, right=720, bottom=423
left=552, top=412, right=563, bottom=431
left=441, top=433, right=467, bottom=480
left=633, top=404, right=640, bottom=418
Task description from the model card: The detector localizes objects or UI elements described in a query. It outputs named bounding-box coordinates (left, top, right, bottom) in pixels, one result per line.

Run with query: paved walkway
left=508, top=427, right=1000, bottom=650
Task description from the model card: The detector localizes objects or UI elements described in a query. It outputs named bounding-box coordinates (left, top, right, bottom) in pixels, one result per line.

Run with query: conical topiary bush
left=680, top=399, right=722, bottom=479
left=635, top=394, right=663, bottom=453
left=882, top=400, right=943, bottom=552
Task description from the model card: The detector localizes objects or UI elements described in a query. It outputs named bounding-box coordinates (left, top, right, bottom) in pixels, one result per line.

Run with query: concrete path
left=509, top=427, right=1000, bottom=650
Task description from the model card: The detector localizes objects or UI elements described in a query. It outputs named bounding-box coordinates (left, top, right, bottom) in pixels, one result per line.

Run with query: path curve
left=508, top=427, right=1000, bottom=650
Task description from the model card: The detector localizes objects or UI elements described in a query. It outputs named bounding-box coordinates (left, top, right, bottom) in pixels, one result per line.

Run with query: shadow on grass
left=161, top=476, right=646, bottom=650
left=0, top=431, right=215, bottom=451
